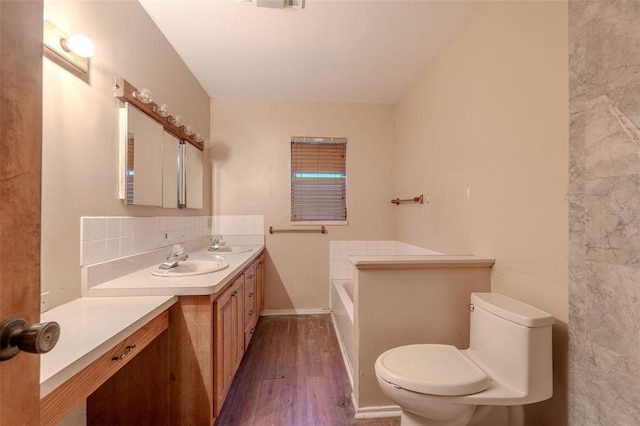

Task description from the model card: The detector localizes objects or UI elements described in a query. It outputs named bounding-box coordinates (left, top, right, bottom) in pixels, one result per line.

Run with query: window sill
left=291, top=221, right=348, bottom=226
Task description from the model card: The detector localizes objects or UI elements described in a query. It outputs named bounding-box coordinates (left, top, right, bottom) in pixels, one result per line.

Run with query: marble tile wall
left=569, top=1, right=640, bottom=423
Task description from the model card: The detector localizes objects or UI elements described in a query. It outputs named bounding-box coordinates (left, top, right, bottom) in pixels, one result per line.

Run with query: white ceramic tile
left=119, top=236, right=133, bottom=257
left=120, top=217, right=132, bottom=237
left=106, top=238, right=120, bottom=259
left=81, top=217, right=107, bottom=241
left=81, top=240, right=106, bottom=265
left=106, top=218, right=120, bottom=239
left=256, top=216, right=265, bottom=235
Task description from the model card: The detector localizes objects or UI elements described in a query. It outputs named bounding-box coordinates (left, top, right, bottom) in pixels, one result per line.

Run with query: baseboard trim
left=351, top=394, right=401, bottom=419
left=260, top=308, right=332, bottom=316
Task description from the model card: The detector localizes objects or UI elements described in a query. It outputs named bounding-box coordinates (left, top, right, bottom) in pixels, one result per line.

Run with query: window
left=291, top=137, right=347, bottom=223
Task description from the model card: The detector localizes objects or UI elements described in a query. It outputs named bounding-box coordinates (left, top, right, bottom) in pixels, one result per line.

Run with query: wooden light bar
left=114, top=76, right=205, bottom=151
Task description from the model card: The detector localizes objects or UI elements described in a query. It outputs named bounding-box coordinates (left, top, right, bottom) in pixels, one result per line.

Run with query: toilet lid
left=375, top=344, right=490, bottom=396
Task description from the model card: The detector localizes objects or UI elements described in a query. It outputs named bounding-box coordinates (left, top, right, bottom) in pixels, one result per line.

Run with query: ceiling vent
left=239, top=0, right=304, bottom=9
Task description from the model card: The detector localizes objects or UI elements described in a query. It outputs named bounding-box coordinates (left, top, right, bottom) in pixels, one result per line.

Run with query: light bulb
left=153, top=103, right=170, bottom=117
left=169, top=114, right=183, bottom=127
left=133, top=88, right=153, bottom=104
left=182, top=124, right=194, bottom=136
left=67, top=34, right=95, bottom=58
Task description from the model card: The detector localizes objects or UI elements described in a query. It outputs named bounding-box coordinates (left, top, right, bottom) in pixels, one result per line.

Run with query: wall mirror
left=119, top=102, right=163, bottom=207
left=119, top=102, right=204, bottom=209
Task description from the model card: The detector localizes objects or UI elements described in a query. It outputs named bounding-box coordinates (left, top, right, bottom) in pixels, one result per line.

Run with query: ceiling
left=139, top=0, right=482, bottom=104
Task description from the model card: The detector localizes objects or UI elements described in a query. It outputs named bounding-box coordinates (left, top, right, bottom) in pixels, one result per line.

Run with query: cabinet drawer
left=40, top=310, right=169, bottom=426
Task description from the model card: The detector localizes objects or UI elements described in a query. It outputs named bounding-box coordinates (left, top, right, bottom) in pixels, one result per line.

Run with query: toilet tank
left=467, top=293, right=554, bottom=404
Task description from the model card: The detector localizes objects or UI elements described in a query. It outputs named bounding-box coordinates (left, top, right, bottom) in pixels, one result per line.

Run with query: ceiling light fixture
left=43, top=20, right=95, bottom=74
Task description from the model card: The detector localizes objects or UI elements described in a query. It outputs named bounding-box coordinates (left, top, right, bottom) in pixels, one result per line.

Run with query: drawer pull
left=248, top=310, right=254, bottom=317
left=232, top=291, right=238, bottom=297
left=248, top=274, right=254, bottom=279
left=112, top=344, right=136, bottom=362
left=248, top=292, right=254, bottom=298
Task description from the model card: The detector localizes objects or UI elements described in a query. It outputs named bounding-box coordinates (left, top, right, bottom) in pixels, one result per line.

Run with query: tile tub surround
left=329, top=240, right=441, bottom=280
left=569, top=1, right=640, bottom=424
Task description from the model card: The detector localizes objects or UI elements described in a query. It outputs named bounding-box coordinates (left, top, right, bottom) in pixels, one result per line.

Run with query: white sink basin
left=208, top=246, right=253, bottom=254
left=150, top=259, right=229, bottom=277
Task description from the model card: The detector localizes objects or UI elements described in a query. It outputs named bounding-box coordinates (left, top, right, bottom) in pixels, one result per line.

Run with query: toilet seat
left=375, top=344, right=490, bottom=396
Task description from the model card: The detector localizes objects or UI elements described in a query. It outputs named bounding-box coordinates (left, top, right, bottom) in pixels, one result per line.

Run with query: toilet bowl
left=374, top=292, right=554, bottom=426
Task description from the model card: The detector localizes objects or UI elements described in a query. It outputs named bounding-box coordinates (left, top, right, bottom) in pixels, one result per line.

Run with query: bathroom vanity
left=40, top=240, right=265, bottom=425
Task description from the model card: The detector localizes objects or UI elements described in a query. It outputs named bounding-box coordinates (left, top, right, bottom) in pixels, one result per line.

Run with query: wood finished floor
left=215, top=314, right=400, bottom=426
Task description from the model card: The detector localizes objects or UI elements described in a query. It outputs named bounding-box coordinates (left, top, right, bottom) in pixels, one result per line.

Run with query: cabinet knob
left=248, top=274, right=254, bottom=279
left=248, top=292, right=254, bottom=298
left=248, top=310, right=254, bottom=317
left=232, top=291, right=238, bottom=297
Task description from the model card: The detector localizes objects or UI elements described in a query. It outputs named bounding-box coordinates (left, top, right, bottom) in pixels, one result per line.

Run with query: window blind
left=291, top=137, right=347, bottom=222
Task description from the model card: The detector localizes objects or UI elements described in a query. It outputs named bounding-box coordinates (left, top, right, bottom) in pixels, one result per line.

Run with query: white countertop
left=86, top=244, right=264, bottom=297
left=40, top=295, right=177, bottom=398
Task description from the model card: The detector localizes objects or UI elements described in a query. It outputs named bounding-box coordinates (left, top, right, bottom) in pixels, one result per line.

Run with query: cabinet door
left=213, top=276, right=244, bottom=416
left=184, top=142, right=203, bottom=209
left=162, top=131, right=179, bottom=208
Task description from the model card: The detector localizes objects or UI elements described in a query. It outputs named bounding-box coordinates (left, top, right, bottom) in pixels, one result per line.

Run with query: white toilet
left=374, top=292, right=554, bottom=426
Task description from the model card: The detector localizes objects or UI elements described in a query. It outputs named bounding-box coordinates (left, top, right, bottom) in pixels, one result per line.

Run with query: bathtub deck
left=215, top=314, right=400, bottom=426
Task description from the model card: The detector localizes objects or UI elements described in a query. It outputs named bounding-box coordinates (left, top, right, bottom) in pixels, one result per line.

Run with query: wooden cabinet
left=42, top=310, right=170, bottom=426
left=168, top=251, right=265, bottom=425
left=213, top=274, right=244, bottom=414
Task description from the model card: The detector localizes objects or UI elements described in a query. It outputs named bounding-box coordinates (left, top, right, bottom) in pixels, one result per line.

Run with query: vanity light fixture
left=114, top=76, right=207, bottom=151
left=43, top=19, right=95, bottom=74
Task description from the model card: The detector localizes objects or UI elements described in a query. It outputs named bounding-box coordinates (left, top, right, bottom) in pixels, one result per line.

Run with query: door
left=0, top=1, right=44, bottom=424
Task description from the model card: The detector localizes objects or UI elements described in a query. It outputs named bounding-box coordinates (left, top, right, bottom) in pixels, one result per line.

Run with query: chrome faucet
left=159, top=244, right=189, bottom=270
left=208, top=235, right=225, bottom=251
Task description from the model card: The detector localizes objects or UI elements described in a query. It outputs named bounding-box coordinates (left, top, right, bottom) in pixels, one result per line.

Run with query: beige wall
left=210, top=99, right=396, bottom=310
left=392, top=2, right=569, bottom=425
left=42, top=0, right=211, bottom=308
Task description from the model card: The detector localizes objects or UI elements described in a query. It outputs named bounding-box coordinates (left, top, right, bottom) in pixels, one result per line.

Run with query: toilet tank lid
left=471, top=293, right=555, bottom=327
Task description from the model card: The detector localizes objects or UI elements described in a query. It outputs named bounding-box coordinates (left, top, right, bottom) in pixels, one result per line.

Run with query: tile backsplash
left=81, top=215, right=265, bottom=266
left=81, top=216, right=211, bottom=265
left=329, top=240, right=439, bottom=279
